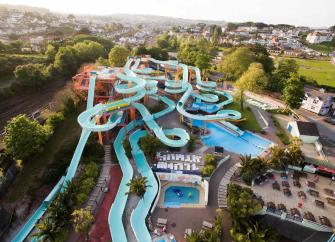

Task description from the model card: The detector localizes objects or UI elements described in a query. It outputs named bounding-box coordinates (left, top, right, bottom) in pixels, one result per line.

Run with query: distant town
left=0, top=5, right=334, bottom=57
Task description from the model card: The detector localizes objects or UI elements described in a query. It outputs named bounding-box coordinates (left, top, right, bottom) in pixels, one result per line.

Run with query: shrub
left=202, top=164, right=215, bottom=177
left=187, top=135, right=197, bottom=152
left=122, top=139, right=132, bottom=158
left=45, top=112, right=65, bottom=131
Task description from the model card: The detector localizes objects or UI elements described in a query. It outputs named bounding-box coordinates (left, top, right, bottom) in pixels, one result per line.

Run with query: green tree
left=227, top=184, right=261, bottom=221
left=71, top=208, right=94, bottom=234
left=219, top=47, right=255, bottom=81
left=45, top=44, right=57, bottom=63
left=156, top=33, right=170, bottom=49
left=95, top=57, right=109, bottom=66
left=235, top=62, right=268, bottom=110
left=270, top=59, right=299, bottom=92
left=247, top=44, right=274, bottom=74
left=4, top=114, right=49, bottom=160
left=267, top=146, right=287, bottom=169
left=34, top=217, right=59, bottom=242
left=14, top=63, right=48, bottom=88
left=195, top=53, right=212, bottom=71
left=126, top=176, right=151, bottom=198
left=139, top=135, right=164, bottom=160
left=286, top=138, right=304, bottom=166
left=239, top=155, right=267, bottom=185
left=54, top=46, right=78, bottom=76
left=108, top=45, right=130, bottom=67
left=73, top=40, right=105, bottom=64
left=147, top=47, right=168, bottom=60
left=185, top=231, right=202, bottom=242
left=283, top=74, right=304, bottom=109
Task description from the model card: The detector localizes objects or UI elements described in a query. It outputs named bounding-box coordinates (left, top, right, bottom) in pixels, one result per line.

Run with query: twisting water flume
left=12, top=56, right=242, bottom=242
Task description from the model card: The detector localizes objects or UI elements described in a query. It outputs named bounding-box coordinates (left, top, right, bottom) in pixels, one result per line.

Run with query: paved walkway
left=208, top=152, right=239, bottom=242
left=89, top=165, right=122, bottom=242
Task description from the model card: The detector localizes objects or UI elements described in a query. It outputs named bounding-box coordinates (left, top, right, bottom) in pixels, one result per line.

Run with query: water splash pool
left=193, top=120, right=271, bottom=157
left=164, top=186, right=200, bottom=207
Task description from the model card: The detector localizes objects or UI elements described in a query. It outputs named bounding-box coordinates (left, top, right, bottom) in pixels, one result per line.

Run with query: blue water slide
left=108, top=121, right=136, bottom=242
left=132, top=102, right=189, bottom=147
left=129, top=130, right=159, bottom=242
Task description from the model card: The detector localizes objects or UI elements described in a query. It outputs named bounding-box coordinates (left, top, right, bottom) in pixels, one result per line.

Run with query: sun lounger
left=184, top=228, right=192, bottom=238
left=157, top=218, right=167, bottom=227
left=202, top=221, right=213, bottom=229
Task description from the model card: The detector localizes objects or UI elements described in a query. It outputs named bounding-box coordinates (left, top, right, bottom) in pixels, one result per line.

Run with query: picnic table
left=282, top=181, right=290, bottom=188
left=315, top=199, right=325, bottom=208
left=272, top=181, right=280, bottom=191
left=283, top=188, right=292, bottom=197
left=306, top=181, right=316, bottom=188
left=326, top=197, right=335, bottom=206
left=267, top=201, right=276, bottom=209
left=281, top=173, right=288, bottom=179
left=290, top=208, right=301, bottom=217
left=324, top=188, right=335, bottom=197
left=319, top=216, right=332, bottom=227
left=292, top=171, right=300, bottom=180
left=298, top=191, right=307, bottom=200
left=293, top=180, right=301, bottom=188
left=277, top=203, right=287, bottom=212
left=308, top=189, right=319, bottom=197
left=304, top=212, right=316, bottom=222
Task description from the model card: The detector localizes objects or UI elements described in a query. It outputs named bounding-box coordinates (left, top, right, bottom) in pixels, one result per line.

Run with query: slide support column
left=95, top=115, right=103, bottom=145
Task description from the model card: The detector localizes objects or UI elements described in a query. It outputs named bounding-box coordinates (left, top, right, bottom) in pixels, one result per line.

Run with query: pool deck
left=157, top=182, right=206, bottom=208
left=152, top=151, right=241, bottom=242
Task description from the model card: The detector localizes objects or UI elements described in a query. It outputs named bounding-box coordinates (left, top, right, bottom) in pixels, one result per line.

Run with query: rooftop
left=297, top=121, right=319, bottom=137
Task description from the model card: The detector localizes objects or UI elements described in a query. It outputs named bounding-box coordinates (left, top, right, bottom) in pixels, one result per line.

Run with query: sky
left=0, top=0, right=334, bottom=27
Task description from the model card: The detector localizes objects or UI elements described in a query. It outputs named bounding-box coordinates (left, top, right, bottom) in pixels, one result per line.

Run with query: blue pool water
left=193, top=120, right=271, bottom=157
left=164, top=186, right=200, bottom=207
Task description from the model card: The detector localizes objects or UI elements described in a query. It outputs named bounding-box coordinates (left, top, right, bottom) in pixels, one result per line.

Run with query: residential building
left=301, top=88, right=334, bottom=115
left=306, top=31, right=333, bottom=44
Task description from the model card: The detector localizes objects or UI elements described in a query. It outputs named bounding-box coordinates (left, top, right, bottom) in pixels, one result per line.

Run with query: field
left=276, top=57, right=335, bottom=88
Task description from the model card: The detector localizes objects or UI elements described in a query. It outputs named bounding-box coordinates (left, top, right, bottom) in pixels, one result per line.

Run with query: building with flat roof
left=287, top=121, right=319, bottom=143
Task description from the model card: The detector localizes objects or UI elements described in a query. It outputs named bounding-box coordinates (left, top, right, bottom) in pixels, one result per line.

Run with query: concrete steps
left=104, top=145, right=112, bottom=163
left=218, top=163, right=240, bottom=208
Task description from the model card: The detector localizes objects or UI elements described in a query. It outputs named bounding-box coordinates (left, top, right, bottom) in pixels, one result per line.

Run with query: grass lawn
left=276, top=57, right=335, bottom=88
left=271, top=115, right=290, bottom=145
left=4, top=111, right=81, bottom=203
left=225, top=102, right=262, bottom=132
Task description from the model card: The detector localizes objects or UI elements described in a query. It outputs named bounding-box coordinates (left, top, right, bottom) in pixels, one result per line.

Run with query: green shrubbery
left=34, top=162, right=99, bottom=241
left=139, top=135, right=164, bottom=161
left=227, top=184, right=276, bottom=242
left=201, top=154, right=218, bottom=177
left=45, top=112, right=65, bottom=132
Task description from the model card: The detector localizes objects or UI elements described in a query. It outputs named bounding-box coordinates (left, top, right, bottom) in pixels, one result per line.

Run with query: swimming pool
left=193, top=120, right=271, bottom=157
left=164, top=186, right=200, bottom=207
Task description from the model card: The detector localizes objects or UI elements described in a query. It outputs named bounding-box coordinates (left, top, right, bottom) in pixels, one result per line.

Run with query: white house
left=301, top=88, right=334, bottom=115
left=287, top=121, right=319, bottom=143
left=306, top=31, right=333, bottom=44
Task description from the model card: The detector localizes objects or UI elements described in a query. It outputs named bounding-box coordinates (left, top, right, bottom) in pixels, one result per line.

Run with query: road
left=295, top=108, right=335, bottom=141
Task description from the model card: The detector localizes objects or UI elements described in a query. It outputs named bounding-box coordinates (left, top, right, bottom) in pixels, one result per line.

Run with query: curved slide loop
left=132, top=102, right=190, bottom=147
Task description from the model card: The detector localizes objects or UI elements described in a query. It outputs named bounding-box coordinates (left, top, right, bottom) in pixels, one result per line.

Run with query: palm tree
left=33, top=217, right=58, bottom=242
left=185, top=231, right=202, bottom=242
left=126, top=176, right=151, bottom=198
